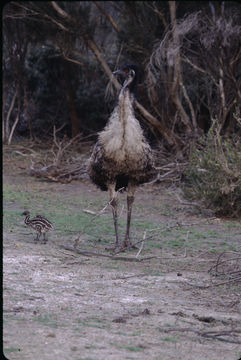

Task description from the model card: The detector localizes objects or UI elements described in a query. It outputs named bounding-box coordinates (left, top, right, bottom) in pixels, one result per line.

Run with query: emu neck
left=24, top=215, right=31, bottom=225
left=118, top=88, right=134, bottom=138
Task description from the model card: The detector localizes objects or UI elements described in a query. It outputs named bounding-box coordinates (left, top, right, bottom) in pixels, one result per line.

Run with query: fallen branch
left=136, top=230, right=146, bottom=258
left=159, top=327, right=241, bottom=344
left=60, top=244, right=158, bottom=262
left=175, top=193, right=201, bottom=207
left=183, top=275, right=241, bottom=289
left=159, top=326, right=241, bottom=344
left=82, top=209, right=97, bottom=215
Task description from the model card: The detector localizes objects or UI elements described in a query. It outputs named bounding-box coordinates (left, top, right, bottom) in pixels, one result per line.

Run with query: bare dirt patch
left=3, top=147, right=241, bottom=360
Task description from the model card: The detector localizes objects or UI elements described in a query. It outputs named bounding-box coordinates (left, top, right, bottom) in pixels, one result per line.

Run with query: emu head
left=113, top=64, right=139, bottom=93
left=22, top=210, right=30, bottom=216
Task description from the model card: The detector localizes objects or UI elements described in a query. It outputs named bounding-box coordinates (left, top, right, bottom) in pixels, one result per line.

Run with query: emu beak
left=113, top=69, right=127, bottom=77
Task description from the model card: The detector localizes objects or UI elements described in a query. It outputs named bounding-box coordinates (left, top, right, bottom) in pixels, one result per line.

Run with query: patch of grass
left=125, top=345, right=144, bottom=352
left=75, top=317, right=108, bottom=329
left=150, top=242, right=163, bottom=249
left=4, top=347, right=21, bottom=354
left=167, top=238, right=186, bottom=248
left=102, top=264, right=119, bottom=270
left=223, top=221, right=241, bottom=229
left=160, top=336, right=179, bottom=343
left=143, top=268, right=164, bottom=276
left=227, top=245, right=239, bottom=251
left=33, top=314, right=58, bottom=328
left=129, top=330, right=143, bottom=336
left=4, top=163, right=240, bottom=254
left=116, top=344, right=144, bottom=352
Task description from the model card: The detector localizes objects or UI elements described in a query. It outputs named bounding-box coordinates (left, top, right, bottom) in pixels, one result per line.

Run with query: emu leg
left=123, top=184, right=136, bottom=249
left=108, top=183, right=120, bottom=250
left=42, top=233, right=48, bottom=244
left=34, top=232, right=40, bottom=243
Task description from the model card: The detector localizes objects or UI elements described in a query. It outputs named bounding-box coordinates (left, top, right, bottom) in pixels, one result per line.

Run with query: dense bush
left=182, top=120, right=241, bottom=217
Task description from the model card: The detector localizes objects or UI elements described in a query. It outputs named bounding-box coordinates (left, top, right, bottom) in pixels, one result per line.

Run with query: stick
left=136, top=230, right=146, bottom=258
left=60, top=244, right=156, bottom=262
left=159, top=326, right=241, bottom=344
left=184, top=276, right=241, bottom=289
left=82, top=209, right=97, bottom=215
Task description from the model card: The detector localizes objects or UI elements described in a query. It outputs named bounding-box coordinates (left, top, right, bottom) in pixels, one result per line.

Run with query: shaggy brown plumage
left=88, top=64, right=155, bottom=251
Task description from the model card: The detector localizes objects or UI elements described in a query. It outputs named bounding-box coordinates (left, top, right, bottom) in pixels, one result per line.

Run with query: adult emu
left=88, top=64, right=154, bottom=251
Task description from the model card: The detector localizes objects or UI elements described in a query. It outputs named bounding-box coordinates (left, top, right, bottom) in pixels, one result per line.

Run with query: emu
left=22, top=211, right=53, bottom=243
left=88, top=64, right=154, bottom=251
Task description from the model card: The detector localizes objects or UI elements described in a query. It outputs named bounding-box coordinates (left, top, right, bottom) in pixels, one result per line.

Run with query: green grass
left=75, top=316, right=109, bottom=330
left=123, top=345, right=144, bottom=352
left=111, top=342, right=145, bottom=352
left=160, top=336, right=179, bottom=343
left=3, top=180, right=241, bottom=253
left=4, top=347, right=21, bottom=354
left=33, top=314, right=59, bottom=328
left=3, top=182, right=116, bottom=240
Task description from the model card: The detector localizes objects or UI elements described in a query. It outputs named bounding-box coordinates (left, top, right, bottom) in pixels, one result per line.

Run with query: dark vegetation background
left=2, top=1, right=241, bottom=217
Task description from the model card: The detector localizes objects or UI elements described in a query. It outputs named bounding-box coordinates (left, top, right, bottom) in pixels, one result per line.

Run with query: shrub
left=182, top=120, right=241, bottom=217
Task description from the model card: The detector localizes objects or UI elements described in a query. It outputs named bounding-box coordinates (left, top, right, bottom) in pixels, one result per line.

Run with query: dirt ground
left=3, top=146, right=241, bottom=360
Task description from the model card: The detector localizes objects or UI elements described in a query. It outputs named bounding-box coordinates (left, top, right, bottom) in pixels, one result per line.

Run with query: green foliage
left=183, top=121, right=241, bottom=217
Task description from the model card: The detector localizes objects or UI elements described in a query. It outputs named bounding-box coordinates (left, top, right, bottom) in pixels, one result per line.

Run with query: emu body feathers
left=88, top=84, right=153, bottom=191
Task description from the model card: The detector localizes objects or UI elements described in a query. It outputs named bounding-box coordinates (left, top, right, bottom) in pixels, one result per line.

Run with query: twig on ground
left=82, top=209, right=97, bottom=215
left=183, top=276, right=241, bottom=289
left=175, top=193, right=201, bottom=207
left=60, top=244, right=158, bottom=262
left=159, top=326, right=241, bottom=344
left=136, top=230, right=146, bottom=258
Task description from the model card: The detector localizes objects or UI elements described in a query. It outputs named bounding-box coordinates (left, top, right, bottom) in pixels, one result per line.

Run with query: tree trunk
left=4, top=90, right=17, bottom=143
left=64, top=62, right=80, bottom=138
left=24, top=85, right=33, bottom=139
left=8, top=112, right=20, bottom=145
left=169, top=1, right=192, bottom=134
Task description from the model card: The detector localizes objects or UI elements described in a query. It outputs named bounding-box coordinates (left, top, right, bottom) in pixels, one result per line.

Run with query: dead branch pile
left=184, top=251, right=241, bottom=289
left=29, top=129, right=93, bottom=183
left=150, top=145, right=189, bottom=184
left=208, top=251, right=241, bottom=284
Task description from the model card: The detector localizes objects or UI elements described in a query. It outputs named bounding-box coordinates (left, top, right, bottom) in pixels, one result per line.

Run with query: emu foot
left=105, top=240, right=137, bottom=254
left=105, top=244, right=121, bottom=253
left=122, top=238, right=138, bottom=250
